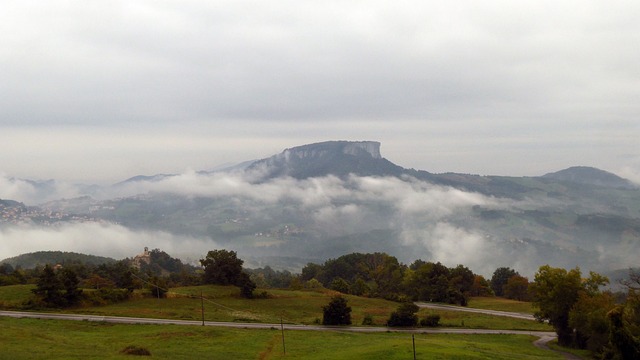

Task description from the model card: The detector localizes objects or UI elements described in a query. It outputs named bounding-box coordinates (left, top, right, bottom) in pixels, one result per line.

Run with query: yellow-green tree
left=530, top=265, right=607, bottom=346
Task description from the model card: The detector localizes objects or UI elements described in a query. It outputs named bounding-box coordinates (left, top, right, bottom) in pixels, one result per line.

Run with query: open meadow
left=0, top=317, right=564, bottom=360
left=0, top=284, right=566, bottom=359
left=0, top=284, right=551, bottom=331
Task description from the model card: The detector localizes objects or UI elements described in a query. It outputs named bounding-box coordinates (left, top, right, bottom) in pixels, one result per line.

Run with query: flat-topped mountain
left=247, top=141, right=404, bottom=180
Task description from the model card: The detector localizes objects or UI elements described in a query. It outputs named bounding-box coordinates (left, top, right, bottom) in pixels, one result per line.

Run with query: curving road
left=414, top=302, right=537, bottom=321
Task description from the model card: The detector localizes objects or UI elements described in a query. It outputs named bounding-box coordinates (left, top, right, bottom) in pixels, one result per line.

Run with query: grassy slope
left=0, top=285, right=551, bottom=331
left=69, top=286, right=402, bottom=326
left=0, top=286, right=565, bottom=358
left=0, top=317, right=564, bottom=360
left=468, top=297, right=537, bottom=314
left=0, top=284, right=34, bottom=308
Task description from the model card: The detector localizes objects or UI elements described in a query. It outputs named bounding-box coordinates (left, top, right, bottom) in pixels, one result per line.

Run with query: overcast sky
left=2, top=1, right=639, bottom=184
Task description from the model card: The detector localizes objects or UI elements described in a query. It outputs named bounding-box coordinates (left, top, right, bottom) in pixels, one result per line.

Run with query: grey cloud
left=2, top=1, right=639, bottom=124
left=0, top=1, right=639, bottom=181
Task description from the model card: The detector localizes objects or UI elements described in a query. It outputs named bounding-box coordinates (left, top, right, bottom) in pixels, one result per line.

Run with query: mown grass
left=467, top=297, right=536, bottom=314
left=547, top=340, right=592, bottom=359
left=0, top=317, right=565, bottom=359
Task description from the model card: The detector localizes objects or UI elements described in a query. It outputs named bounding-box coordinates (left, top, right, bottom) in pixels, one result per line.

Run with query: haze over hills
left=1, top=140, right=639, bottom=277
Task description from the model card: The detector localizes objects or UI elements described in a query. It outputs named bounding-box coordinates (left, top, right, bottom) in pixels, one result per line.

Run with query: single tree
left=490, top=267, right=518, bottom=297
left=329, top=277, right=351, bottom=294
left=322, top=295, right=352, bottom=325
left=350, top=277, right=370, bottom=296
left=200, top=249, right=244, bottom=285
left=237, top=272, right=256, bottom=299
left=60, top=268, right=83, bottom=305
left=530, top=265, right=608, bottom=346
left=503, top=275, right=530, bottom=301
left=607, top=306, right=640, bottom=359
left=32, top=264, right=65, bottom=307
left=469, top=275, right=493, bottom=297
left=569, top=292, right=615, bottom=353
left=387, top=302, right=419, bottom=327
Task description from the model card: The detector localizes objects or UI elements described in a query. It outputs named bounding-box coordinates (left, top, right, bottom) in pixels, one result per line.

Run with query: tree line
left=530, top=265, right=639, bottom=359
left=300, top=252, right=495, bottom=305
left=5, top=248, right=639, bottom=358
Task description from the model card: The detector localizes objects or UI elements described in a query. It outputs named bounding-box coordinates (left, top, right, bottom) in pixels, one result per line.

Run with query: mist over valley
left=2, top=141, right=639, bottom=277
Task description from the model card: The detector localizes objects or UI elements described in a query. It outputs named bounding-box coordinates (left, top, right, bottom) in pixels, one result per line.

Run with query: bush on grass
left=120, top=345, right=151, bottom=356
left=420, top=314, right=441, bottom=327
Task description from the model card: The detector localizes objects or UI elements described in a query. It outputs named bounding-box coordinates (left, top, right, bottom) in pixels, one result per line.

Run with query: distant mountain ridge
left=113, top=140, right=635, bottom=192
left=0, top=251, right=116, bottom=269
left=542, top=166, right=636, bottom=189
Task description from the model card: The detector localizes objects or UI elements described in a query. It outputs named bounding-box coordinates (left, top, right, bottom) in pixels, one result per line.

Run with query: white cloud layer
left=1, top=170, right=510, bottom=273
left=0, top=222, right=216, bottom=265
left=1, top=169, right=636, bottom=276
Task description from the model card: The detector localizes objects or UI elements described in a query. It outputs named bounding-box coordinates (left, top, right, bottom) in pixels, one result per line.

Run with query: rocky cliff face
left=248, top=140, right=401, bottom=180
left=281, top=141, right=382, bottom=161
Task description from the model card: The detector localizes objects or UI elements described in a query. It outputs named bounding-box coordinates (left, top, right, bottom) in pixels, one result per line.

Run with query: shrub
left=329, top=277, right=351, bottom=294
left=322, top=295, right=352, bottom=325
left=420, top=314, right=441, bottom=327
left=253, top=291, right=272, bottom=299
left=305, top=278, right=324, bottom=290
left=120, top=345, right=151, bottom=356
left=85, top=288, right=131, bottom=306
left=362, top=314, right=374, bottom=326
left=387, top=302, right=419, bottom=327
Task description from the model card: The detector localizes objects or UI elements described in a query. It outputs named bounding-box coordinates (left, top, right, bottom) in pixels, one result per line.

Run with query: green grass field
left=0, top=284, right=34, bottom=308
left=0, top=285, right=551, bottom=331
left=0, top=285, right=570, bottom=359
left=467, top=297, right=536, bottom=314
left=0, top=317, right=564, bottom=359
left=64, top=286, right=400, bottom=327
left=417, top=309, right=549, bottom=331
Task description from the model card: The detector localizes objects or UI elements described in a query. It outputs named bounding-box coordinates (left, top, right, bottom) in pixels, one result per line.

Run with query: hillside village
left=0, top=200, right=97, bottom=226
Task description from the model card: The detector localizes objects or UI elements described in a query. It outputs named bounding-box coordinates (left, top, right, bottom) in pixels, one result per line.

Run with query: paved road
left=415, top=302, right=537, bottom=321
left=533, top=335, right=583, bottom=360
left=0, top=310, right=551, bottom=337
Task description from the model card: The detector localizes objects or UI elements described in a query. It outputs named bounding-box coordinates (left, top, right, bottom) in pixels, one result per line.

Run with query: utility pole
left=281, top=316, right=286, bottom=355
left=201, top=291, right=205, bottom=326
left=412, top=334, right=416, bottom=360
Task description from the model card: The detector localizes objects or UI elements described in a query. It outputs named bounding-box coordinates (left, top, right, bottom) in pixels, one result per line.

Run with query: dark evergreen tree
left=60, top=268, right=83, bottom=305
left=322, top=295, right=352, bottom=325
left=32, top=264, right=64, bottom=307
left=237, top=272, right=256, bottom=299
